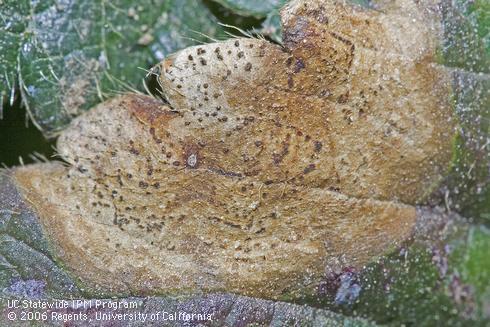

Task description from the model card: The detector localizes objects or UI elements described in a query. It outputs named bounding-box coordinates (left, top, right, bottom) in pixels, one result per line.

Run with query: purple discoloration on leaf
left=3, top=279, right=46, bottom=298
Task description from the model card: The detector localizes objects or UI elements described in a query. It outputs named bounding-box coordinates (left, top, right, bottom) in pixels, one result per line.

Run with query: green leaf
left=260, top=10, right=283, bottom=43
left=441, top=0, right=489, bottom=73
left=449, top=71, right=490, bottom=221
left=0, top=1, right=24, bottom=114
left=440, top=0, right=490, bottom=221
left=0, top=0, right=223, bottom=136
left=327, top=210, right=490, bottom=325
left=209, top=0, right=288, bottom=18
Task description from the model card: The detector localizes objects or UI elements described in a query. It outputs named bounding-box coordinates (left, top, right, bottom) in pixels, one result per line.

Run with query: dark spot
left=303, top=164, right=316, bottom=174
left=200, top=58, right=207, bottom=66
left=314, top=141, right=323, bottom=152
left=139, top=181, right=149, bottom=188
left=293, top=59, right=306, bottom=73
left=188, top=54, right=193, bottom=61
left=310, top=6, right=329, bottom=24
left=337, top=93, right=349, bottom=104
left=283, top=17, right=311, bottom=47
left=272, top=142, right=289, bottom=165
left=234, top=40, right=240, bottom=47
left=237, top=51, right=244, bottom=58
left=254, top=141, right=263, bottom=147
left=129, top=147, right=140, bottom=155
left=172, top=161, right=181, bottom=166
left=244, top=62, right=252, bottom=71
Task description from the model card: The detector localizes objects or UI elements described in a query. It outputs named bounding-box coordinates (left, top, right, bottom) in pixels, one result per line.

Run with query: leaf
left=259, top=10, right=283, bottom=43
left=0, top=172, right=81, bottom=299
left=0, top=173, right=376, bottom=325
left=209, top=0, right=288, bottom=18
left=449, top=71, right=490, bottom=221
left=8, top=0, right=463, bottom=297
left=258, top=0, right=372, bottom=43
left=0, top=1, right=23, bottom=112
left=0, top=294, right=377, bottom=326
left=0, top=0, right=223, bottom=135
left=320, top=209, right=490, bottom=325
left=440, top=0, right=489, bottom=73
left=3, top=176, right=487, bottom=326
left=439, top=0, right=490, bottom=221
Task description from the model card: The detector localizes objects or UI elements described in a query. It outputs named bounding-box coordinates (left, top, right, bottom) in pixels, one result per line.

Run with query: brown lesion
left=125, top=94, right=177, bottom=127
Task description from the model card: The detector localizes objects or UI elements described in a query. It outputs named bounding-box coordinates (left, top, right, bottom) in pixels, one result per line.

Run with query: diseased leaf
left=0, top=0, right=488, bottom=325
left=0, top=173, right=80, bottom=299
left=258, top=0, right=372, bottom=43
left=0, top=173, right=376, bottom=326
left=10, top=0, right=457, bottom=299
left=0, top=0, right=223, bottom=135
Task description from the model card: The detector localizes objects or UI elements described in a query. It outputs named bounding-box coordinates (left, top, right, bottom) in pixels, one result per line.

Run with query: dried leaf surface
left=13, top=0, right=456, bottom=298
